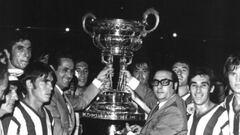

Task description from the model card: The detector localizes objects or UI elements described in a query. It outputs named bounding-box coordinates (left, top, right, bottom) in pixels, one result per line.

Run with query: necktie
left=63, top=93, right=72, bottom=114
left=63, top=93, right=74, bottom=129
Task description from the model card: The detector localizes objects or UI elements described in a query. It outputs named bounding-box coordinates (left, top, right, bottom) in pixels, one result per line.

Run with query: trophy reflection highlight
left=82, top=8, right=159, bottom=135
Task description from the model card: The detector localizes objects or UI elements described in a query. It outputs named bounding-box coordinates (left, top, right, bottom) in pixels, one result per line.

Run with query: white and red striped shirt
left=188, top=104, right=229, bottom=135
left=6, top=101, right=54, bottom=135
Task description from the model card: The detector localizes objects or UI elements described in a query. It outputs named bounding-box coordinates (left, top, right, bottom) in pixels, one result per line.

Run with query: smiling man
left=75, top=61, right=89, bottom=88
left=4, top=62, right=55, bottom=135
left=187, top=67, right=229, bottom=135
left=46, top=52, right=113, bottom=135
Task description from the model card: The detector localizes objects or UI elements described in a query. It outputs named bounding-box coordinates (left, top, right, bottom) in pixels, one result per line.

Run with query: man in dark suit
left=125, top=69, right=187, bottom=135
left=46, top=52, right=113, bottom=135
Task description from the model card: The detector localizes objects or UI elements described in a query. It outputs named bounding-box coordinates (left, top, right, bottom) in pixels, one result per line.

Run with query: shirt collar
left=158, top=100, right=167, bottom=110
left=157, top=94, right=175, bottom=109
left=55, top=85, right=63, bottom=95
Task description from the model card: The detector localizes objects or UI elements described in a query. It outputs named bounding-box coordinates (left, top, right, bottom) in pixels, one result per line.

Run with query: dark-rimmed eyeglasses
left=151, top=79, right=174, bottom=86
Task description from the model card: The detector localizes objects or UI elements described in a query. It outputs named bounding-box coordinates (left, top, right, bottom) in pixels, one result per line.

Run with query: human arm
left=69, top=66, right=113, bottom=111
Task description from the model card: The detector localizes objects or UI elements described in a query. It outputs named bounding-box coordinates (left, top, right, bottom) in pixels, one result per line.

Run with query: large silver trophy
left=82, top=8, right=159, bottom=135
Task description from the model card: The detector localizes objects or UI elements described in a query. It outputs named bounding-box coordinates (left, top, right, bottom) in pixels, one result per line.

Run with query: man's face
left=152, top=71, right=175, bottom=102
left=0, top=84, right=18, bottom=113
left=133, top=63, right=150, bottom=84
left=11, top=39, right=32, bottom=69
left=32, top=73, right=53, bottom=103
left=0, top=73, right=8, bottom=100
left=55, top=58, right=74, bottom=90
left=75, top=61, right=88, bottom=87
left=172, top=62, right=189, bottom=86
left=228, top=66, right=240, bottom=94
left=190, top=75, right=212, bottom=105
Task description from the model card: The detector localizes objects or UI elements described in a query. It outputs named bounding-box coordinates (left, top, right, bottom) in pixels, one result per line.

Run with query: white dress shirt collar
left=55, top=85, right=64, bottom=95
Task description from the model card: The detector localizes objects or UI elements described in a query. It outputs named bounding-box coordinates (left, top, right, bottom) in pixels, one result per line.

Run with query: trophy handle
left=142, top=8, right=160, bottom=35
left=82, top=13, right=96, bottom=36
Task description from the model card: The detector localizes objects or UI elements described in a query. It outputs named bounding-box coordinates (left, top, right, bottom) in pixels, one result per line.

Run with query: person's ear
left=26, top=80, right=33, bottom=90
left=210, top=85, right=215, bottom=93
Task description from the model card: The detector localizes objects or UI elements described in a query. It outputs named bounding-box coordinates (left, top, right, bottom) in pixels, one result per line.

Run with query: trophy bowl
left=82, top=8, right=160, bottom=55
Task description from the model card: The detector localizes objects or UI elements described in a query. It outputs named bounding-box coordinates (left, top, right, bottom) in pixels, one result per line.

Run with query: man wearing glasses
left=124, top=69, right=187, bottom=135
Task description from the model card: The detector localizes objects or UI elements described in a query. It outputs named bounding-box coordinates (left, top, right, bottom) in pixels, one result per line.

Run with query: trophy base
left=82, top=110, right=145, bottom=121
left=82, top=91, right=145, bottom=121
left=81, top=117, right=145, bottom=135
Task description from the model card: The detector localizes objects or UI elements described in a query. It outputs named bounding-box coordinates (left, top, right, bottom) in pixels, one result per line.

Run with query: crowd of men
left=0, top=33, right=240, bottom=135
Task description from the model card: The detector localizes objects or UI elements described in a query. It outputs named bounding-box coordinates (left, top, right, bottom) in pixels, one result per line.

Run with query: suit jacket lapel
left=54, top=88, right=68, bottom=114
left=54, top=87, right=75, bottom=131
left=144, top=94, right=177, bottom=126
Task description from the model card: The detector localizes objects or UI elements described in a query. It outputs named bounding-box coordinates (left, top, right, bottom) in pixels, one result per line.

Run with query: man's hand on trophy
left=125, top=123, right=142, bottom=135
left=97, top=65, right=114, bottom=82
left=121, top=69, right=133, bottom=83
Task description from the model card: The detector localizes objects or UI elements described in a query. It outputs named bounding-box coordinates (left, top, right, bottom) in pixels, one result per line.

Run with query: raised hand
left=97, top=65, right=114, bottom=82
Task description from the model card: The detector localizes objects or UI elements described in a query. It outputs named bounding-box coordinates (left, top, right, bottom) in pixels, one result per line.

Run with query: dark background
left=0, top=0, right=240, bottom=79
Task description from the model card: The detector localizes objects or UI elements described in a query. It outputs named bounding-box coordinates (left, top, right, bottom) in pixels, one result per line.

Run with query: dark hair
left=172, top=59, right=191, bottom=74
left=223, top=53, right=240, bottom=79
left=20, top=61, right=56, bottom=91
left=51, top=51, right=74, bottom=70
left=6, top=32, right=31, bottom=53
left=188, top=67, right=215, bottom=86
left=130, top=57, right=152, bottom=73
